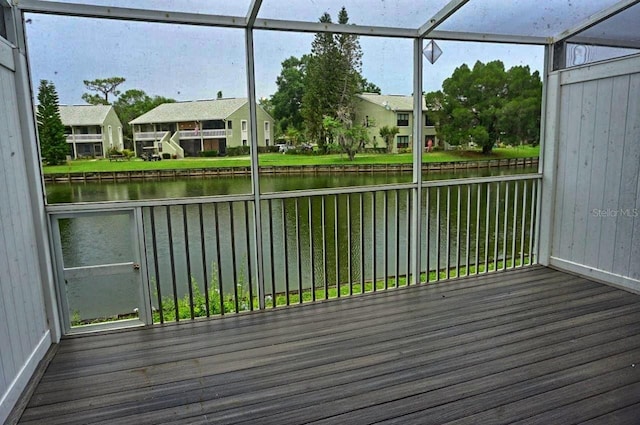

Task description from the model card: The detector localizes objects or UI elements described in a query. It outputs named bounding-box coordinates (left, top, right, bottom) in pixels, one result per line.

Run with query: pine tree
left=36, top=80, right=69, bottom=165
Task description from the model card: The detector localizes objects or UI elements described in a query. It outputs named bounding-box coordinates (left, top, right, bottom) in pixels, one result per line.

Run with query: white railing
left=179, top=129, right=227, bottom=139
left=135, top=131, right=162, bottom=141
left=66, top=134, right=102, bottom=142
left=47, top=173, right=541, bottom=327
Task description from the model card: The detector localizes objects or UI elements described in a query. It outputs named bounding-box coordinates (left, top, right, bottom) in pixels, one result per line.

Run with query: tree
left=359, top=76, right=381, bottom=94
left=425, top=61, right=542, bottom=154
left=323, top=107, right=369, bottom=161
left=271, top=55, right=309, bottom=135
left=379, top=125, right=399, bottom=152
left=301, top=12, right=341, bottom=150
left=113, top=89, right=175, bottom=145
left=302, top=7, right=366, bottom=153
left=82, top=77, right=126, bottom=105
left=36, top=80, right=68, bottom=165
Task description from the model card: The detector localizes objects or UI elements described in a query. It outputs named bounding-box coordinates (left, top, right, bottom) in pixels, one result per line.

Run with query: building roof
left=58, top=105, right=113, bottom=126
left=129, top=98, right=248, bottom=124
left=356, top=93, right=427, bottom=112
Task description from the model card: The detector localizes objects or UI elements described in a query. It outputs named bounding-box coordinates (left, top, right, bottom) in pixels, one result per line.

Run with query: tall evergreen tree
left=36, top=80, right=68, bottom=165
left=301, top=12, right=340, bottom=150
left=301, top=8, right=364, bottom=152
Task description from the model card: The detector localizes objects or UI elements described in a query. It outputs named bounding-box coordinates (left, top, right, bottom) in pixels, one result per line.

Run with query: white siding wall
left=549, top=55, right=640, bottom=291
left=0, top=42, right=51, bottom=423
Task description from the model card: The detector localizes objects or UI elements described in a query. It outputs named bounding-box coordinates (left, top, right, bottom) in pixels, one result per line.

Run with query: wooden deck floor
left=18, top=266, right=640, bottom=424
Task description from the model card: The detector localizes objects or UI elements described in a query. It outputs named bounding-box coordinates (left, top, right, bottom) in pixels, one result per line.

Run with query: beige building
left=130, top=98, right=274, bottom=157
left=59, top=105, right=124, bottom=158
left=354, top=93, right=437, bottom=152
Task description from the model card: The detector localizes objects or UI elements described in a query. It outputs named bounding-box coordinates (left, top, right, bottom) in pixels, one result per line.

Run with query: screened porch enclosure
left=1, top=0, right=640, bottom=424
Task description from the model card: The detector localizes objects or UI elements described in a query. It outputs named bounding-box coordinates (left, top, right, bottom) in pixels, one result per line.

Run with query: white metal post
left=245, top=27, right=266, bottom=309
left=11, top=4, right=62, bottom=342
left=411, top=38, right=423, bottom=284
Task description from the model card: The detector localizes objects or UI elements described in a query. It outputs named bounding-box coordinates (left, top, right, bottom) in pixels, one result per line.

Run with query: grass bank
left=44, top=146, right=539, bottom=174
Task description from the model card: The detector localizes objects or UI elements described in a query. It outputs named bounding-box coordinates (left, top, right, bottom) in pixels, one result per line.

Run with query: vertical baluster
left=166, top=206, right=179, bottom=322
left=394, top=190, right=400, bottom=287
left=424, top=187, right=430, bottom=283
left=182, top=205, right=194, bottom=320
left=244, top=201, right=254, bottom=310
left=198, top=204, right=209, bottom=317
left=529, top=180, right=537, bottom=264
left=383, top=191, right=388, bottom=290
left=503, top=182, right=509, bottom=270
left=335, top=195, right=340, bottom=297
left=229, top=203, right=239, bottom=313
left=475, top=185, right=481, bottom=275
left=214, top=203, right=224, bottom=315
left=268, top=200, right=276, bottom=308
left=308, top=197, right=316, bottom=302
left=347, top=194, right=353, bottom=296
left=511, top=182, right=519, bottom=269
left=484, top=184, right=491, bottom=273
left=405, top=190, right=411, bottom=285
left=494, top=183, right=500, bottom=272
left=465, top=185, right=471, bottom=277
left=372, top=192, right=377, bottom=292
left=520, top=181, right=528, bottom=267
left=435, top=187, right=441, bottom=282
left=360, top=193, right=365, bottom=293
left=282, top=199, right=290, bottom=305
left=322, top=196, right=328, bottom=299
left=149, top=207, right=163, bottom=324
left=296, top=198, right=303, bottom=304
left=456, top=186, right=462, bottom=277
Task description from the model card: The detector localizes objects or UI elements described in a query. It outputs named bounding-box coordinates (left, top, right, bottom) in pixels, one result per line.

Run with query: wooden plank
left=612, top=72, right=640, bottom=277
left=579, top=403, right=640, bottom=425
left=583, top=77, right=613, bottom=268
left=598, top=75, right=629, bottom=272
left=571, top=79, right=598, bottom=265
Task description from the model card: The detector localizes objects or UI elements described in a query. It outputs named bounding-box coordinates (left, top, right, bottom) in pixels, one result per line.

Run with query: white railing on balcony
left=47, top=173, right=541, bottom=329
left=66, top=134, right=102, bottom=142
left=135, top=131, right=163, bottom=141
left=178, top=129, right=227, bottom=139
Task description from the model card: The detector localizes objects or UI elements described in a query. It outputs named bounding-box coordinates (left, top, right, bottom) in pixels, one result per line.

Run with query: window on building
left=227, top=120, right=232, bottom=130
left=243, top=139, right=247, bottom=146
left=397, top=135, right=409, bottom=149
left=264, top=121, right=269, bottom=133
left=424, top=113, right=435, bottom=126
left=397, top=113, right=409, bottom=126
left=365, top=115, right=370, bottom=127
left=241, top=120, right=247, bottom=132
left=0, top=7, right=7, bottom=40
left=265, top=139, right=270, bottom=146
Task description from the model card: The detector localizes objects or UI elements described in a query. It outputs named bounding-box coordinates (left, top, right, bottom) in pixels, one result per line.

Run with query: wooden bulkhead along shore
left=44, top=157, right=538, bottom=183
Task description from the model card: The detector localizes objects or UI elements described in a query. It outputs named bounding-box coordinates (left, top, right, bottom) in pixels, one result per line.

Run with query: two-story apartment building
left=130, top=98, right=274, bottom=157
left=59, top=105, right=124, bottom=158
left=354, top=93, right=437, bottom=153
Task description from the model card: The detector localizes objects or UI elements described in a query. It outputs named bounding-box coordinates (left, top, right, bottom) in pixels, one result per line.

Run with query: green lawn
left=43, top=145, right=539, bottom=174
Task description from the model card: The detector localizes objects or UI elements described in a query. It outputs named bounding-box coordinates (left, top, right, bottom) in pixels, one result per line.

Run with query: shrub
left=107, top=146, right=121, bottom=156
left=162, top=153, right=171, bottom=159
left=227, top=146, right=250, bottom=156
left=122, top=149, right=135, bottom=159
left=200, top=150, right=219, bottom=157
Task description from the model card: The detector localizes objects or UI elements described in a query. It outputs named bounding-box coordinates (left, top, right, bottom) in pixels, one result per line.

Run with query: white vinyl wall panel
left=0, top=50, right=50, bottom=424
left=551, top=55, right=640, bottom=291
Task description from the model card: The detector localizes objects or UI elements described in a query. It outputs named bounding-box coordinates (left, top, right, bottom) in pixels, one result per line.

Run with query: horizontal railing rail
left=66, top=134, right=102, bottom=142
left=47, top=173, right=541, bottom=327
left=133, top=131, right=162, bottom=140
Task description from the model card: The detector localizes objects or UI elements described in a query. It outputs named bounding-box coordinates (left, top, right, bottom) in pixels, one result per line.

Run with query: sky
left=23, top=1, right=556, bottom=106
